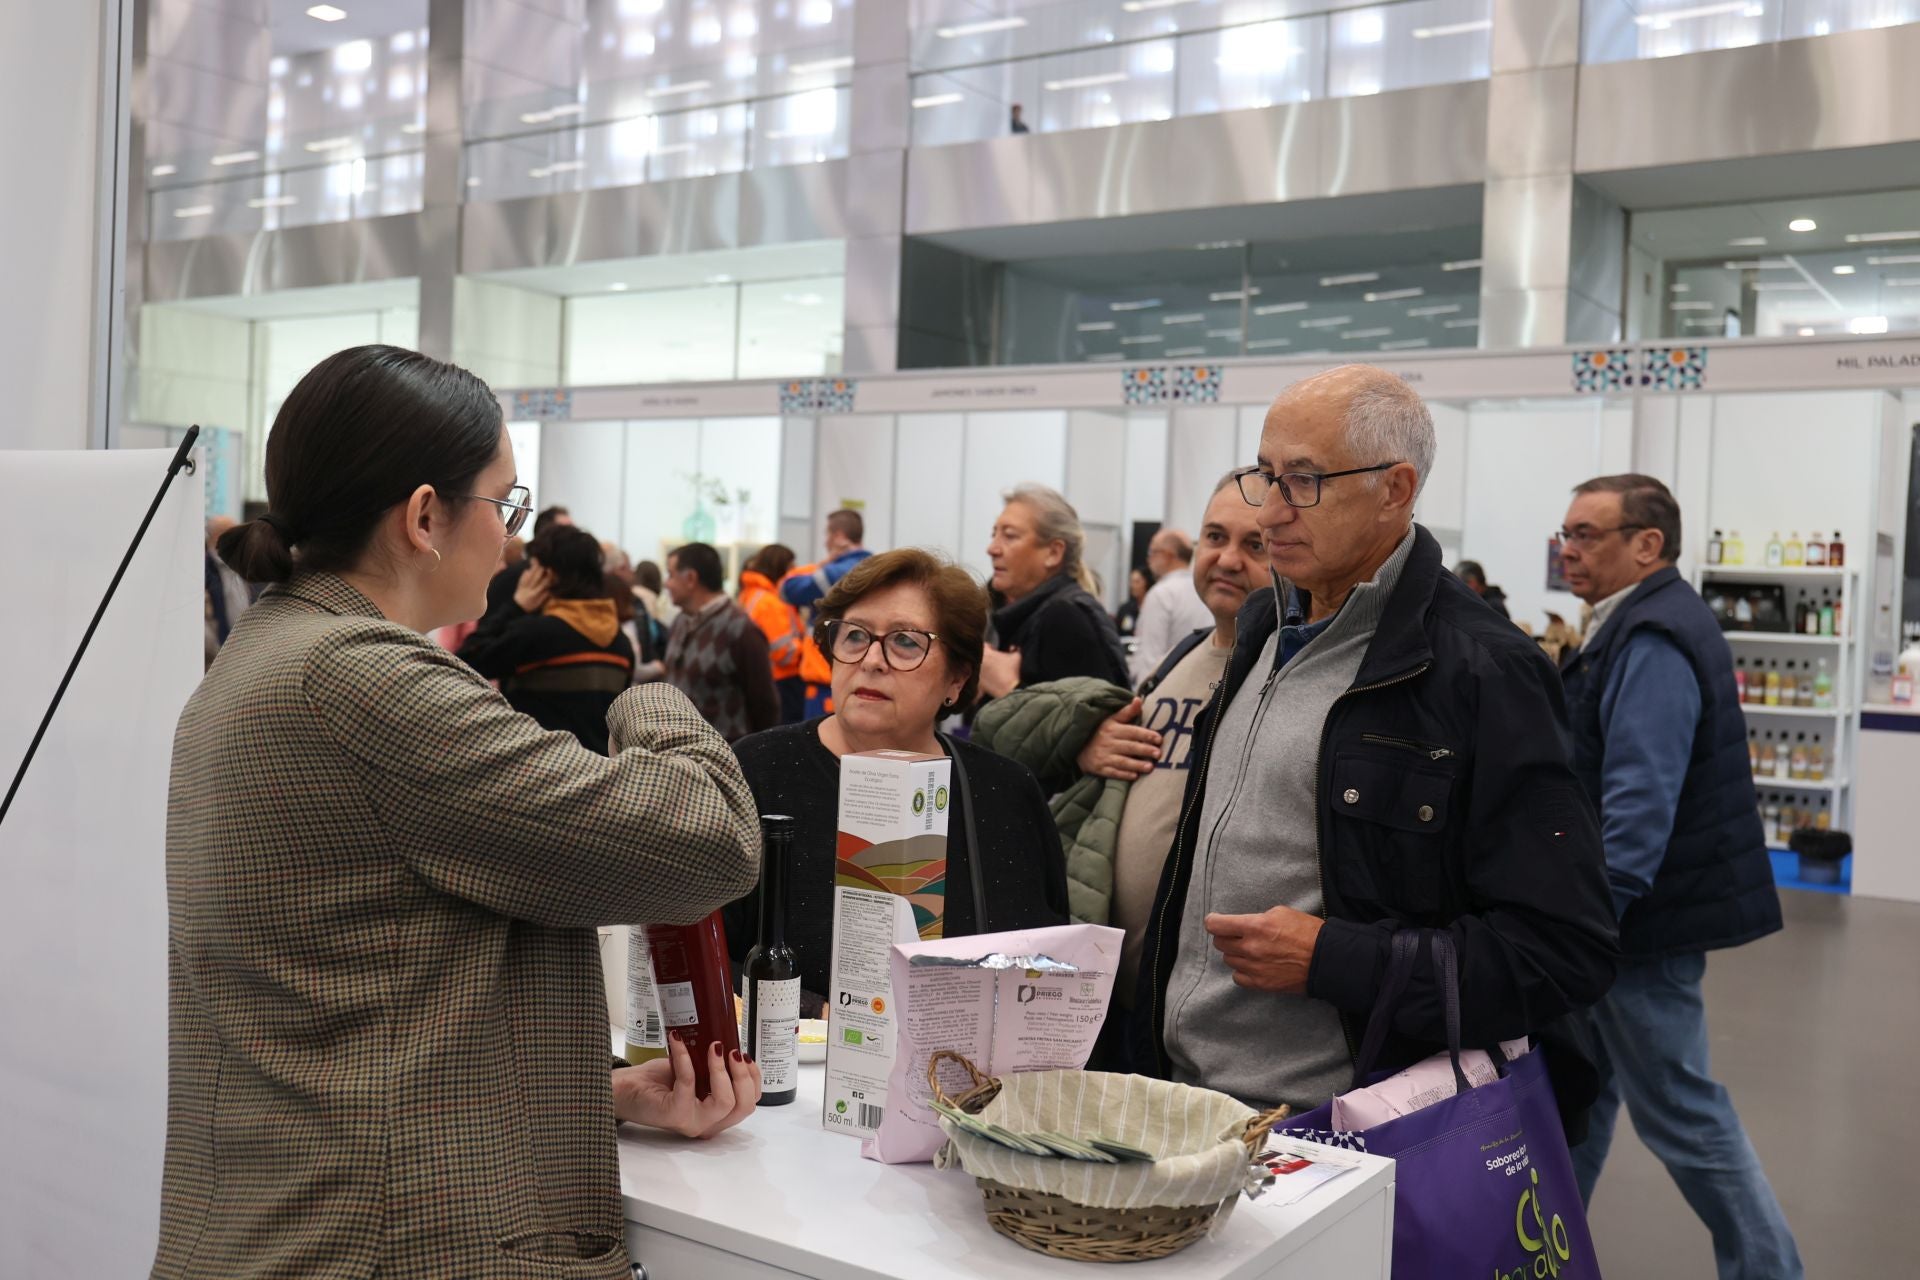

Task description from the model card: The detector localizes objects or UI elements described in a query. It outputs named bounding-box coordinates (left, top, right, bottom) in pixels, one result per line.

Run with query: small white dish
left=796, top=1018, right=828, bottom=1063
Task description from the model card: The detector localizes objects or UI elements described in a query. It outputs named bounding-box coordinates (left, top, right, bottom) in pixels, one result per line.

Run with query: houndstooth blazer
left=154, top=572, right=761, bottom=1280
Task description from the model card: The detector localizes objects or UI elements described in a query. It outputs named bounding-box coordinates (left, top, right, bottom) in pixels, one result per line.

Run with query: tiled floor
left=1585, top=889, right=1916, bottom=1277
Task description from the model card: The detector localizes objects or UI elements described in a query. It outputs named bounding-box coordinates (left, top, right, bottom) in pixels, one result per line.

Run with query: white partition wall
left=621, top=419, right=701, bottom=560
left=814, top=416, right=897, bottom=552
left=894, top=413, right=967, bottom=558
left=959, top=411, right=1068, bottom=582
left=1166, top=407, right=1240, bottom=538
left=540, top=419, right=629, bottom=546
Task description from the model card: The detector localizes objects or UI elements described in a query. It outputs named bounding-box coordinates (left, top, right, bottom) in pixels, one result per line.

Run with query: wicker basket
left=928, top=1050, right=1288, bottom=1264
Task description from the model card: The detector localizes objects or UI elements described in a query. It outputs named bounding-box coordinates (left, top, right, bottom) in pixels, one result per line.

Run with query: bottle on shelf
left=742, top=814, right=801, bottom=1108
left=1828, top=531, right=1845, bottom=567
left=1815, top=807, right=1832, bottom=832
left=1809, top=734, right=1826, bottom=782
left=1813, top=658, right=1834, bottom=709
left=1789, top=733, right=1809, bottom=780
left=1725, top=530, right=1746, bottom=565
left=1747, top=728, right=1759, bottom=775
left=1773, top=730, right=1792, bottom=780
left=1797, top=665, right=1816, bottom=708
left=1806, top=533, right=1827, bottom=567
left=1779, top=662, right=1797, bottom=706
left=1734, top=658, right=1748, bottom=704
left=644, top=912, right=742, bottom=1099
left=1708, top=530, right=1725, bottom=565
left=1764, top=660, right=1782, bottom=707
left=1765, top=532, right=1784, bottom=567
left=1762, top=801, right=1781, bottom=845
left=1895, top=625, right=1920, bottom=706
left=1784, top=532, right=1805, bottom=567
left=1797, top=598, right=1815, bottom=635
left=1821, top=593, right=1837, bottom=638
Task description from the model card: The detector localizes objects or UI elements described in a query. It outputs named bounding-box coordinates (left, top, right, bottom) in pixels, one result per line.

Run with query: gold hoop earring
left=430, top=547, right=442, bottom=570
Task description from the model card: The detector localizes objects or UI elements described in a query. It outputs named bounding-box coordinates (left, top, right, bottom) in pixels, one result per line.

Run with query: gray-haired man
left=1133, top=365, right=1618, bottom=1132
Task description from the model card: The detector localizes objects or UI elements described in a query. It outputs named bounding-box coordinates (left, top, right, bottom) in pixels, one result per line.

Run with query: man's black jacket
left=1132, top=525, right=1618, bottom=1130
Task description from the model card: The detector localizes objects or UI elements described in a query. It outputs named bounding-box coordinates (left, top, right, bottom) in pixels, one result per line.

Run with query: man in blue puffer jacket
left=1557, top=474, right=1800, bottom=1280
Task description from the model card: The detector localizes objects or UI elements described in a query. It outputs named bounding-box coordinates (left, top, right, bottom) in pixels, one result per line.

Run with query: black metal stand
left=0, top=425, right=201, bottom=831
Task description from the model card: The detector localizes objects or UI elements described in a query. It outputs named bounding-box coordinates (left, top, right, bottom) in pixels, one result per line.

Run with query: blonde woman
left=981, top=483, right=1130, bottom=698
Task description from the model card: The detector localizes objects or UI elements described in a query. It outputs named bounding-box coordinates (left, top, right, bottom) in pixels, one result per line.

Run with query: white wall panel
left=1166, top=407, right=1240, bottom=538
left=620, top=419, right=699, bottom=565
left=961, top=411, right=1067, bottom=582
left=1065, top=410, right=1128, bottom=527
left=894, top=413, right=966, bottom=559
left=1237, top=405, right=1266, bottom=472
left=1460, top=400, right=1609, bottom=629
left=1124, top=411, right=1170, bottom=534
left=778, top=416, right=817, bottom=556
left=1706, top=392, right=1880, bottom=558
left=538, top=418, right=627, bottom=547
left=1420, top=402, right=1470, bottom=556
left=814, top=415, right=897, bottom=553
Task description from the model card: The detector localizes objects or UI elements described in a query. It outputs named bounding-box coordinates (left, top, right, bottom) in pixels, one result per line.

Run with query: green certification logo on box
left=935, top=785, right=949, bottom=812
left=912, top=789, right=925, bottom=815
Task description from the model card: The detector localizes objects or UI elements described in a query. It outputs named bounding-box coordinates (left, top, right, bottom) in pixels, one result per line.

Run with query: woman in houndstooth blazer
left=158, top=346, right=764, bottom=1280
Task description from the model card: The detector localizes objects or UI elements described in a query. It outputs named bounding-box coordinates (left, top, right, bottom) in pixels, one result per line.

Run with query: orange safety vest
left=783, top=564, right=836, bottom=710
left=738, top=571, right=806, bottom=682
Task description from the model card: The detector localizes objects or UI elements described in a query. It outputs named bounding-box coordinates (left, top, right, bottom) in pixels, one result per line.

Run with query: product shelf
left=1767, top=849, right=1852, bottom=896
left=1723, top=632, right=1848, bottom=646
left=1752, top=775, right=1849, bottom=792
left=1702, top=566, right=1853, bottom=580
left=1741, top=704, right=1848, bottom=717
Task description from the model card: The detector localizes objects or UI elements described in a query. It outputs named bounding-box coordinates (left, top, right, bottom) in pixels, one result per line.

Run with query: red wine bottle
left=742, top=814, right=800, bottom=1106
left=643, top=913, right=739, bottom=1100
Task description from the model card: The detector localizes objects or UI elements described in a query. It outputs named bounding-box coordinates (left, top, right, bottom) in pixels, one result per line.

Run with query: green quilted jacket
left=972, top=677, right=1134, bottom=925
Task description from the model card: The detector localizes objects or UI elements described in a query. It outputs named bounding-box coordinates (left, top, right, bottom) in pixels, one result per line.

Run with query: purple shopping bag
left=1279, top=931, right=1601, bottom=1280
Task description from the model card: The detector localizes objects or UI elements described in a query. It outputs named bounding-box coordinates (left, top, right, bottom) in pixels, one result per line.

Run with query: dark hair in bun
left=216, top=345, right=502, bottom=584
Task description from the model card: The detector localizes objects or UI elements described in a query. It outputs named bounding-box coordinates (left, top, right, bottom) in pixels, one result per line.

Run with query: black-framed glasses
left=820, top=619, right=941, bottom=672
left=475, top=485, right=534, bottom=537
left=1233, top=462, right=1400, bottom=510
left=1556, top=524, right=1645, bottom=550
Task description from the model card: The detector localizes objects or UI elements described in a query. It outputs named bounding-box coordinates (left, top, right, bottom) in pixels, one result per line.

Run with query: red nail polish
left=730, top=1050, right=744, bottom=1063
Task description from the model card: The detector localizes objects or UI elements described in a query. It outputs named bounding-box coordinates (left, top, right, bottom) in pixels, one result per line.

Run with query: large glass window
left=908, top=0, right=1491, bottom=147
left=985, top=225, right=1484, bottom=367
left=146, top=3, right=429, bottom=241
left=1629, top=189, right=1920, bottom=341
left=1584, top=0, right=1919, bottom=64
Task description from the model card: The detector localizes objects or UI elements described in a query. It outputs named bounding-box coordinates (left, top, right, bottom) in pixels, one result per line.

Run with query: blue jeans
left=1572, top=950, right=1803, bottom=1280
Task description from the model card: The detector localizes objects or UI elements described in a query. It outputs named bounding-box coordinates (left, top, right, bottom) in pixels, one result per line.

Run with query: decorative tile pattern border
left=778, top=377, right=857, bottom=414
left=1123, top=364, right=1223, bottom=404
left=1573, top=347, right=1707, bottom=392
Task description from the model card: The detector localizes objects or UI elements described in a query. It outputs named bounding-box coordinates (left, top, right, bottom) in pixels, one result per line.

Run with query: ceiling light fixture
left=1122, top=0, right=1202, bottom=11
left=306, top=4, right=347, bottom=21
left=1441, top=258, right=1482, bottom=272
left=911, top=93, right=963, bottom=108
left=172, top=205, right=214, bottom=218
left=1723, top=258, right=1792, bottom=270
left=1413, top=19, right=1492, bottom=38
left=1166, top=347, right=1207, bottom=357
left=1752, top=281, right=1815, bottom=291
left=1670, top=301, right=1717, bottom=310
left=1110, top=298, right=1163, bottom=311
left=1728, top=236, right=1768, bottom=247
left=1254, top=301, right=1308, bottom=316
left=1884, top=277, right=1920, bottom=286
left=1867, top=254, right=1920, bottom=265
left=1832, top=264, right=1857, bottom=275
left=648, top=80, right=712, bottom=98
left=1443, top=317, right=1480, bottom=328
left=1798, top=327, right=1817, bottom=335
left=210, top=150, right=260, bottom=166
left=1301, top=315, right=1353, bottom=328
left=607, top=282, right=629, bottom=291
left=1120, top=334, right=1164, bottom=345
left=935, top=17, right=1029, bottom=38
left=1342, top=327, right=1393, bottom=339
left=246, top=195, right=297, bottom=209
left=1846, top=230, right=1920, bottom=243
left=789, top=55, right=854, bottom=75
left=1406, top=303, right=1461, bottom=317
left=1205, top=329, right=1242, bottom=339
left=303, top=136, right=354, bottom=152
left=1209, top=288, right=1261, bottom=302
left=1044, top=72, right=1130, bottom=91
left=1364, top=287, right=1425, bottom=303
left=400, top=121, right=425, bottom=134
left=707, top=274, right=734, bottom=284
left=1671, top=283, right=1692, bottom=292
left=1076, top=321, right=1117, bottom=332
left=1380, top=338, right=1430, bottom=350
left=1849, top=315, right=1890, bottom=334
left=1788, top=217, right=1817, bottom=232
left=1160, top=313, right=1206, bottom=325
left=1247, top=337, right=1292, bottom=349
left=150, top=164, right=177, bottom=177
left=1320, top=271, right=1379, bottom=286
left=1634, top=2, right=1759, bottom=27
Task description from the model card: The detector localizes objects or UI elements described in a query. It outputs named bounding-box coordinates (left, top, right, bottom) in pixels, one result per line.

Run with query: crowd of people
left=175, top=345, right=1800, bottom=1280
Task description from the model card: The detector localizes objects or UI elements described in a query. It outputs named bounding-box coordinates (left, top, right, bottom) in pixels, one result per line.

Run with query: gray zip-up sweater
left=1164, top=529, right=1414, bottom=1112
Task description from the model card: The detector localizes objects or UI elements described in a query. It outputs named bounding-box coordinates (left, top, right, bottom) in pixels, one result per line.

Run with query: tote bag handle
left=1350, top=929, right=1474, bottom=1096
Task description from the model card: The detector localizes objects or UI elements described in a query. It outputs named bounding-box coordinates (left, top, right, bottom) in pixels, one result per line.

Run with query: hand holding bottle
left=612, top=1033, right=762, bottom=1138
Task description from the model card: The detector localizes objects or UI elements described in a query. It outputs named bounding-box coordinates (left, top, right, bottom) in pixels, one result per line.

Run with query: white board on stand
left=0, top=448, right=203, bottom=1279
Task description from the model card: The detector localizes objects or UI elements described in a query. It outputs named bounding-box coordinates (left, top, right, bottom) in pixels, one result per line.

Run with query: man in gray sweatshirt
left=1137, top=366, right=1616, bottom=1126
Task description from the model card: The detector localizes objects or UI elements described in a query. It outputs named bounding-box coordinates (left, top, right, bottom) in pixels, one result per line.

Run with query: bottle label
left=657, top=980, right=700, bottom=1029
left=750, top=977, right=802, bottom=1091
left=626, top=931, right=665, bottom=1050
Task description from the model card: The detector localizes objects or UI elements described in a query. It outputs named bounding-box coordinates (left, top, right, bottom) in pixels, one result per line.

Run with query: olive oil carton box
left=822, top=749, right=952, bottom=1137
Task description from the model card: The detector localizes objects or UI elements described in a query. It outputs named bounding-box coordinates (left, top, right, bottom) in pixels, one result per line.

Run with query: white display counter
left=1851, top=705, right=1920, bottom=903
left=617, top=1063, right=1395, bottom=1280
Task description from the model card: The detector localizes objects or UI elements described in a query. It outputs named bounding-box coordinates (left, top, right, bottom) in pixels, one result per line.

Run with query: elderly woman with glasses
left=723, top=548, right=1071, bottom=1013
